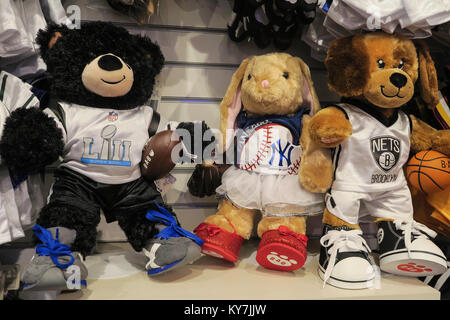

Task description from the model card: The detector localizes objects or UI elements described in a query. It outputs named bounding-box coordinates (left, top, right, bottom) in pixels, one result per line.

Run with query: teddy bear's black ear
left=134, top=35, right=165, bottom=75
left=36, top=23, right=70, bottom=62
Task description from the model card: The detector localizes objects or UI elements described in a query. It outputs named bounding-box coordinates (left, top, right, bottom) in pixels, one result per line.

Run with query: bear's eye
left=247, top=74, right=252, bottom=80
left=397, top=59, right=404, bottom=70
left=283, top=72, right=289, bottom=79
left=377, top=59, right=385, bottom=69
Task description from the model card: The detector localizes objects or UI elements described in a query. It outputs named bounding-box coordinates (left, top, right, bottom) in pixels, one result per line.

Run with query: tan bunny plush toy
left=193, top=53, right=333, bottom=272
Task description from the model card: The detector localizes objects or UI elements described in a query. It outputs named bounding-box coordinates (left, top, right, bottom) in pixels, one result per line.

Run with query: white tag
left=154, top=173, right=176, bottom=195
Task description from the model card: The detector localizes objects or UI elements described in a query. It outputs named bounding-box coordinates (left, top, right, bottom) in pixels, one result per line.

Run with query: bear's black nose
left=98, top=54, right=123, bottom=71
left=389, top=73, right=407, bottom=88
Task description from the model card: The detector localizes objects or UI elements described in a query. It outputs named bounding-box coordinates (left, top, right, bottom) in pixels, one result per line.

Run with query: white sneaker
left=318, top=225, right=376, bottom=290
left=377, top=219, right=447, bottom=276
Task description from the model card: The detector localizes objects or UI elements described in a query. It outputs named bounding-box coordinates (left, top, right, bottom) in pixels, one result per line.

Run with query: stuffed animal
left=192, top=52, right=333, bottom=272
left=306, top=32, right=450, bottom=289
left=0, top=21, right=209, bottom=290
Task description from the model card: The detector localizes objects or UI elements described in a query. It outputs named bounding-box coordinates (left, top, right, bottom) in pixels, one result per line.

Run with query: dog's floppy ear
left=219, top=57, right=252, bottom=151
left=325, top=35, right=369, bottom=97
left=296, top=57, right=320, bottom=115
left=414, top=40, right=439, bottom=109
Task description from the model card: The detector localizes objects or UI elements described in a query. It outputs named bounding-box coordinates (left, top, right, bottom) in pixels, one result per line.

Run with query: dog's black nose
left=389, top=73, right=407, bottom=88
left=98, top=54, right=123, bottom=71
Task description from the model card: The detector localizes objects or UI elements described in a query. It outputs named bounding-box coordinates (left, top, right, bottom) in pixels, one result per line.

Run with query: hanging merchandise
left=303, top=1, right=450, bottom=61
left=0, top=0, right=70, bottom=80
left=188, top=53, right=334, bottom=272
left=326, top=0, right=450, bottom=38
left=0, top=71, right=45, bottom=246
left=227, top=0, right=318, bottom=50
left=306, top=33, right=449, bottom=289
left=106, top=0, right=160, bottom=24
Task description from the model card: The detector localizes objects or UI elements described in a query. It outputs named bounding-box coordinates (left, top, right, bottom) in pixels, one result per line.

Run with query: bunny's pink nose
left=261, top=80, right=269, bottom=88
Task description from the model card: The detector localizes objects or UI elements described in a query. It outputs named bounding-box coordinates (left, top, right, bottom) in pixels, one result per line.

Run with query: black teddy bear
left=0, top=21, right=208, bottom=290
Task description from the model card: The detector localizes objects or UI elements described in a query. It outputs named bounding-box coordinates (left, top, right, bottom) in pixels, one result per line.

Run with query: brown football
left=140, top=130, right=181, bottom=181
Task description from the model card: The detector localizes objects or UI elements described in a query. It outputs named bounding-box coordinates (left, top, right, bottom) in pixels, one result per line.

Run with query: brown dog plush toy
left=193, top=52, right=333, bottom=272
left=307, top=32, right=450, bottom=289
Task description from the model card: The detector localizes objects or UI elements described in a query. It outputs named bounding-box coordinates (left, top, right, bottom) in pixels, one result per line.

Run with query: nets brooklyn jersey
left=331, top=103, right=411, bottom=192
left=44, top=103, right=173, bottom=184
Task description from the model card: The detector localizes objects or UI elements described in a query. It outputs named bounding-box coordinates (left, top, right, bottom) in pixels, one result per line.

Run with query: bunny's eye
left=247, top=74, right=252, bottom=80
left=283, top=72, right=289, bottom=79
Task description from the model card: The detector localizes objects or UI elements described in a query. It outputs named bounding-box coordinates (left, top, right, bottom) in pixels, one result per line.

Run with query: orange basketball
left=406, top=150, right=450, bottom=195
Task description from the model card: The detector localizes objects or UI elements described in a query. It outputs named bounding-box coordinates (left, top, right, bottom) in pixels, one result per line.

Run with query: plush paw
left=144, top=237, right=201, bottom=276
left=432, top=130, right=450, bottom=156
left=299, top=157, right=334, bottom=193
left=309, top=109, right=352, bottom=148
left=0, top=108, right=64, bottom=175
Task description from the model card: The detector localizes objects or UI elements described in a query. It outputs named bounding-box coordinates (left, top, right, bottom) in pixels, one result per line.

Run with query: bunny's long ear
left=414, top=40, right=439, bottom=109
left=296, top=57, right=320, bottom=116
left=219, top=57, right=252, bottom=151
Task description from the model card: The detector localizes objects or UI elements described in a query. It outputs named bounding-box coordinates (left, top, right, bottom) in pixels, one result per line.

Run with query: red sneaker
left=256, top=226, right=308, bottom=271
left=194, top=223, right=244, bottom=263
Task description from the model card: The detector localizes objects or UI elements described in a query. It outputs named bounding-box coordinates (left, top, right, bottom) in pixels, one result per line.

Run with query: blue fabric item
left=236, top=107, right=309, bottom=146
left=9, top=171, right=28, bottom=189
left=145, top=201, right=204, bottom=246
left=33, top=225, right=75, bottom=269
left=320, top=0, right=333, bottom=12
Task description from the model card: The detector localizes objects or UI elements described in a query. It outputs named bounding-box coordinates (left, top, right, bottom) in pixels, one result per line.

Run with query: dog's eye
left=377, top=59, right=385, bottom=69
left=398, top=59, right=404, bottom=70
left=247, top=74, right=252, bottom=80
left=283, top=72, right=289, bottom=79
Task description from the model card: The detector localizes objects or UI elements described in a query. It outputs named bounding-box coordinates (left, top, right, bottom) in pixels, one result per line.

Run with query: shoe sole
left=256, top=242, right=306, bottom=272
left=318, top=265, right=376, bottom=290
left=148, top=243, right=202, bottom=276
left=201, top=242, right=238, bottom=263
left=379, top=249, right=447, bottom=276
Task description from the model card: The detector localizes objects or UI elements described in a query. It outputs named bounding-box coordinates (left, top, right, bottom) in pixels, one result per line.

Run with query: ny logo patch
left=370, top=136, right=401, bottom=172
left=269, top=139, right=294, bottom=167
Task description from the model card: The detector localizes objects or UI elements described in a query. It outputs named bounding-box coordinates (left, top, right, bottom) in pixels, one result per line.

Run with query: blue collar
left=236, top=107, right=309, bottom=145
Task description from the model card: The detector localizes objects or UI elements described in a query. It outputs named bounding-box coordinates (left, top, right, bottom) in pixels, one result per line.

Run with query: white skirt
left=216, top=166, right=325, bottom=217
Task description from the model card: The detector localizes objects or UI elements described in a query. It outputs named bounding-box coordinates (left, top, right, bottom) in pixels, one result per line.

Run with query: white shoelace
left=320, top=229, right=371, bottom=288
left=393, top=219, right=437, bottom=258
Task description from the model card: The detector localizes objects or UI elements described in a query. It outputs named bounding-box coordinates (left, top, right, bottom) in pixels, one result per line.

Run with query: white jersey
left=237, top=123, right=302, bottom=175
left=0, top=71, right=44, bottom=244
left=0, top=0, right=69, bottom=78
left=331, top=103, right=411, bottom=193
left=45, top=103, right=174, bottom=184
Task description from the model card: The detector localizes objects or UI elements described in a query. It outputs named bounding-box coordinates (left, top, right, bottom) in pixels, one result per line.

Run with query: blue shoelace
left=145, top=201, right=203, bottom=246
left=33, top=225, right=75, bottom=269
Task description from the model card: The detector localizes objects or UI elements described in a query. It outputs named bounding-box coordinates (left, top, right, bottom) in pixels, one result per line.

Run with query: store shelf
left=57, top=240, right=440, bottom=300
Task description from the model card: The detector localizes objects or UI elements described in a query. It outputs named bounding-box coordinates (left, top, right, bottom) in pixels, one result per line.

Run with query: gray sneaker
left=144, top=237, right=201, bottom=276
left=21, top=226, right=88, bottom=291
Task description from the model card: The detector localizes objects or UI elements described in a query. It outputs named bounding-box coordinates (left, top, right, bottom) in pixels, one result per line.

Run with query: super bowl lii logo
left=81, top=124, right=132, bottom=166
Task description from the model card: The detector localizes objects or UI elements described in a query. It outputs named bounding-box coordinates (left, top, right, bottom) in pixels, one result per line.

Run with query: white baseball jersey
left=45, top=103, right=174, bottom=184
left=331, top=103, right=411, bottom=193
left=237, top=123, right=303, bottom=175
